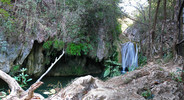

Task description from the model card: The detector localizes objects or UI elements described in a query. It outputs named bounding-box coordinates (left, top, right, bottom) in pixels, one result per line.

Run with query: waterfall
left=121, top=42, right=138, bottom=74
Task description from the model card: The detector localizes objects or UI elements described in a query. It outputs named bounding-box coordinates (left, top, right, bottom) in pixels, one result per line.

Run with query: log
left=0, top=70, right=24, bottom=99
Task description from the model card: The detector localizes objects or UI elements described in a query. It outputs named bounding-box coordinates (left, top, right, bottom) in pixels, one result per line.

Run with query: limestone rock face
left=24, top=41, right=44, bottom=77
left=0, top=23, right=48, bottom=74
left=48, top=63, right=184, bottom=100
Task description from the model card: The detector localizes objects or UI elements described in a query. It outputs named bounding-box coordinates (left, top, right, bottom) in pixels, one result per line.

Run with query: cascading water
left=121, top=42, right=138, bottom=74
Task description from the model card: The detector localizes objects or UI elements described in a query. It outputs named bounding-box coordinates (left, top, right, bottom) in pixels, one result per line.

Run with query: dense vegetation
left=0, top=0, right=121, bottom=49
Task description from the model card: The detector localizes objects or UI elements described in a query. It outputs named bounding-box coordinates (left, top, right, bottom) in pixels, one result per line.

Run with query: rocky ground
left=45, top=61, right=184, bottom=100
left=1, top=61, right=184, bottom=100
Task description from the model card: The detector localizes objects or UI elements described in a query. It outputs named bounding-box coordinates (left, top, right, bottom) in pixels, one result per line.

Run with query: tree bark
left=147, top=0, right=152, bottom=58
left=173, top=0, right=179, bottom=57
left=150, top=0, right=161, bottom=59
left=160, top=0, right=167, bottom=58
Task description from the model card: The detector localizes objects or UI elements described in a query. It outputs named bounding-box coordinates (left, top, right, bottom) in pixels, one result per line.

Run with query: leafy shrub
left=66, top=43, right=92, bottom=56
left=14, top=68, right=32, bottom=88
left=141, top=89, right=154, bottom=99
left=170, top=68, right=184, bottom=83
left=103, top=59, right=121, bottom=78
left=66, top=43, right=81, bottom=56
left=1, top=0, right=11, bottom=5
left=0, top=8, right=9, bottom=18
left=53, top=40, right=64, bottom=50
left=43, top=41, right=54, bottom=50
left=138, top=52, right=147, bottom=67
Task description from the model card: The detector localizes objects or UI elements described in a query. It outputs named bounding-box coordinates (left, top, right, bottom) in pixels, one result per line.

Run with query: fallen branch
left=0, top=70, right=24, bottom=99
left=25, top=81, right=43, bottom=100
left=36, top=50, right=65, bottom=83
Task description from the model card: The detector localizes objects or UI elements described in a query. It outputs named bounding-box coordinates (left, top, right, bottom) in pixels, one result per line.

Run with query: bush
left=13, top=68, right=32, bottom=88
left=138, top=52, right=147, bottom=67
left=103, top=59, right=121, bottom=78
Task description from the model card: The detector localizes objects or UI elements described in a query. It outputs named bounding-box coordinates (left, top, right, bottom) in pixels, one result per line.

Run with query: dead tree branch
left=0, top=70, right=24, bottom=99
left=25, top=82, right=43, bottom=100
left=36, top=50, right=65, bottom=83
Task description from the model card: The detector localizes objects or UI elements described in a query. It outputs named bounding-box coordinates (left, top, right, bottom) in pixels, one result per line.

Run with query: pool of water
left=28, top=76, right=78, bottom=98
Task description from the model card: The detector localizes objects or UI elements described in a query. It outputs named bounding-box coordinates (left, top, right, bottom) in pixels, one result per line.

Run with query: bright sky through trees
left=119, top=0, right=148, bottom=16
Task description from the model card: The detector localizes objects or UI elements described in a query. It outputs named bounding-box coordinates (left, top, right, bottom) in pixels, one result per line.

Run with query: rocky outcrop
left=123, top=25, right=141, bottom=42
left=47, top=63, right=184, bottom=100
left=0, top=22, right=49, bottom=73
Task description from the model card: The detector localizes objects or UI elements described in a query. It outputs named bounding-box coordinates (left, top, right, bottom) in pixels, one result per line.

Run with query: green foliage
left=12, top=65, right=20, bottom=71
left=43, top=40, right=64, bottom=65
left=43, top=41, right=53, bottom=50
left=170, top=68, right=184, bottom=83
left=138, top=52, right=147, bottom=67
left=0, top=8, right=9, bottom=18
left=9, top=65, right=20, bottom=76
left=103, top=59, right=121, bottom=78
left=141, top=89, right=154, bottom=99
left=43, top=40, right=64, bottom=50
left=1, top=0, right=11, bottom=5
left=163, top=52, right=173, bottom=63
left=66, top=43, right=92, bottom=56
left=66, top=43, right=81, bottom=56
left=53, top=40, right=64, bottom=50
left=14, top=68, right=32, bottom=88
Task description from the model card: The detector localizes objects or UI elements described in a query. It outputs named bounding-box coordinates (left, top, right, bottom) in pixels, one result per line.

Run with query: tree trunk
left=173, top=0, right=179, bottom=57
left=160, top=0, right=167, bottom=58
left=150, top=0, right=161, bottom=59
left=147, top=0, right=152, bottom=58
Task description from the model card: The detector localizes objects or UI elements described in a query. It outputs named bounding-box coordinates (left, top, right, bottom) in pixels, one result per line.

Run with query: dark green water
left=28, top=76, right=78, bottom=98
